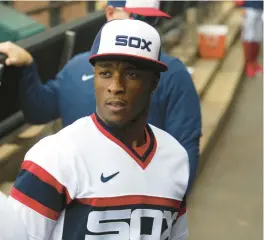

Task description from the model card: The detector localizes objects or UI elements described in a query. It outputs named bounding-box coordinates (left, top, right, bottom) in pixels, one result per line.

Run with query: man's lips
left=106, top=99, right=127, bottom=112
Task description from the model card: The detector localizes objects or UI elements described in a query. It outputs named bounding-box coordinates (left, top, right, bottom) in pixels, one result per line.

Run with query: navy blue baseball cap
left=89, top=19, right=168, bottom=72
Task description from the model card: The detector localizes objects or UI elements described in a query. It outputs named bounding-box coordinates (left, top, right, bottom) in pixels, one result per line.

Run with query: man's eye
left=100, top=71, right=112, bottom=78
left=125, top=72, right=138, bottom=78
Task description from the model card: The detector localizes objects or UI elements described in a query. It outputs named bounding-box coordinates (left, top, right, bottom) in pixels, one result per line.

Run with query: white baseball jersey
left=9, top=114, right=189, bottom=240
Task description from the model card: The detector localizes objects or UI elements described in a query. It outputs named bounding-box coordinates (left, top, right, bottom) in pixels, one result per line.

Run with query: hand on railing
left=0, top=42, right=33, bottom=67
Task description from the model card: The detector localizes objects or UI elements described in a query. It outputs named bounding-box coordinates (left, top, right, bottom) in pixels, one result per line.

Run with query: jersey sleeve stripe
left=77, top=195, right=182, bottom=209
left=12, top=169, right=67, bottom=213
left=10, top=187, right=59, bottom=221
left=22, top=160, right=72, bottom=204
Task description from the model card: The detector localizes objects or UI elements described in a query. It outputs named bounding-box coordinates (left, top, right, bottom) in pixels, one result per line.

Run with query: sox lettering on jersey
left=86, top=209, right=178, bottom=239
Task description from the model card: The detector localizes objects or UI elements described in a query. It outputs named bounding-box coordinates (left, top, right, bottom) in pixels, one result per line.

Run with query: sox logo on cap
left=115, top=35, right=152, bottom=52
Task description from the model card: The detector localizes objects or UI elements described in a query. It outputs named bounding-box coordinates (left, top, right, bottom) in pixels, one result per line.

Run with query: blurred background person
left=236, top=0, right=263, bottom=78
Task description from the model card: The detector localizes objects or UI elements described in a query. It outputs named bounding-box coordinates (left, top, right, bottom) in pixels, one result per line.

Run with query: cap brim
left=123, top=7, right=171, bottom=18
left=89, top=53, right=168, bottom=72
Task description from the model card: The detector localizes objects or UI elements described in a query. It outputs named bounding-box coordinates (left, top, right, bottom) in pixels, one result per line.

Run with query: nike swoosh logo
left=82, top=74, right=94, bottom=81
left=101, top=171, right=119, bottom=183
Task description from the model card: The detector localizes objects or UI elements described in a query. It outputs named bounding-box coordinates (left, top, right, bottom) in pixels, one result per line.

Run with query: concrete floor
left=188, top=73, right=263, bottom=240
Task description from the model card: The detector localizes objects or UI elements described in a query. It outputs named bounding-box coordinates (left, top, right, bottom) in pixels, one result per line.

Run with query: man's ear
left=105, top=6, right=115, bottom=21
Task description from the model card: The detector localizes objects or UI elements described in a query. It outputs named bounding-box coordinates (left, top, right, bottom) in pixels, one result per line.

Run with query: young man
left=0, top=0, right=201, bottom=190
left=9, top=19, right=190, bottom=240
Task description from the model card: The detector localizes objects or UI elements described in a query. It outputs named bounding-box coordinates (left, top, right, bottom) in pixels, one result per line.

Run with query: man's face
left=94, top=60, right=158, bottom=127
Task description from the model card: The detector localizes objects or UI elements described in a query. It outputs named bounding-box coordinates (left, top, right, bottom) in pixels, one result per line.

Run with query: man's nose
left=107, top=75, right=125, bottom=94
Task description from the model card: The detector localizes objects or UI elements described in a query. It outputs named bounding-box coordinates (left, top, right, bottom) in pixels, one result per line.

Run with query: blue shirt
left=19, top=51, right=201, bottom=190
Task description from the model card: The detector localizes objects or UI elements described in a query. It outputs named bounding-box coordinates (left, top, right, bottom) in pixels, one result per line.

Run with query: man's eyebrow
left=96, top=62, right=114, bottom=68
left=96, top=61, right=148, bottom=71
left=123, top=65, right=138, bottom=70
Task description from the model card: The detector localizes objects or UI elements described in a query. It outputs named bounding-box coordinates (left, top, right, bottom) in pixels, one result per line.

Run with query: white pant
left=242, top=8, right=263, bottom=42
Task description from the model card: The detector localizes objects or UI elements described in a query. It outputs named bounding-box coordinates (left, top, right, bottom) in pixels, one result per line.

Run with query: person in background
left=236, top=0, right=263, bottom=78
left=0, top=0, right=201, bottom=191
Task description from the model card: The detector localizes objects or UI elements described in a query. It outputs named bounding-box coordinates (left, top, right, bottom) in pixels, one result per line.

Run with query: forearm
left=18, top=62, right=59, bottom=124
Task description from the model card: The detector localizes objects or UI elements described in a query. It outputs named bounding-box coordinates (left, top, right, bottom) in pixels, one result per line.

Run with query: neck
left=118, top=113, right=147, bottom=148
left=96, top=112, right=148, bottom=148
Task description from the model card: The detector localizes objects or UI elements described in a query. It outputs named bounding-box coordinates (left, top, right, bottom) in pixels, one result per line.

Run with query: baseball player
left=8, top=19, right=190, bottom=240
left=0, top=0, right=201, bottom=191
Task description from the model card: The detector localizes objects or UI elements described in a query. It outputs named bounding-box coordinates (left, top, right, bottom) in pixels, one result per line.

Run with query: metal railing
left=9, top=1, right=98, bottom=27
left=0, top=10, right=105, bottom=138
left=27, top=1, right=96, bottom=27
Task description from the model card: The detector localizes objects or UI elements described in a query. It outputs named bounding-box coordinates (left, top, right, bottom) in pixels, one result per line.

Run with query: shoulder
left=53, top=116, right=95, bottom=149
left=68, top=51, right=92, bottom=65
left=160, top=52, right=189, bottom=73
left=23, top=117, right=93, bottom=191
left=150, top=125, right=190, bottom=183
left=61, top=51, right=93, bottom=74
left=71, top=51, right=92, bottom=62
left=26, top=116, right=93, bottom=162
left=57, top=116, right=93, bottom=139
left=20, top=118, right=95, bottom=198
left=150, top=124, right=188, bottom=160
left=24, top=133, right=67, bottom=171
left=159, top=52, right=192, bottom=88
left=156, top=52, right=196, bottom=99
